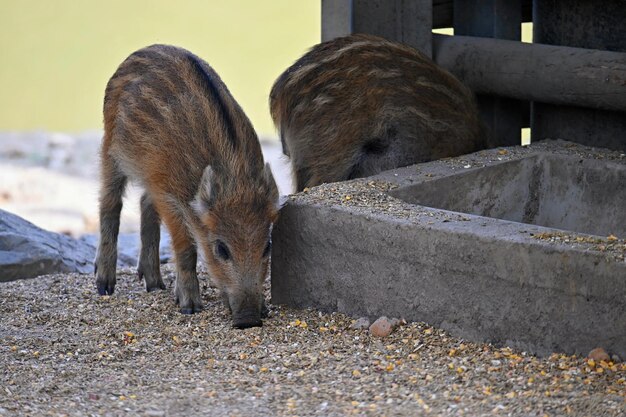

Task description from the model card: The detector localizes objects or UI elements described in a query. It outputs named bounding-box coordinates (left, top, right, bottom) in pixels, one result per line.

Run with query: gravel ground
left=1, top=268, right=624, bottom=416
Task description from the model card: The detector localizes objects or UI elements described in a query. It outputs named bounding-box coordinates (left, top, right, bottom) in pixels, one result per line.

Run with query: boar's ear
left=264, top=163, right=279, bottom=206
left=192, top=165, right=217, bottom=215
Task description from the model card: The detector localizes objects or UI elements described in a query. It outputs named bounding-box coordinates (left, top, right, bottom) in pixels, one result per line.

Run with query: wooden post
left=453, top=0, right=525, bottom=147
left=532, top=0, right=626, bottom=151
left=321, top=0, right=433, bottom=57
left=433, top=0, right=533, bottom=28
left=321, top=0, right=352, bottom=42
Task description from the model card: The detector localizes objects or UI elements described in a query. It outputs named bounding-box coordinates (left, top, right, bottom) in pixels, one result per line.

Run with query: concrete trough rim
left=287, top=195, right=624, bottom=253
left=282, top=195, right=626, bottom=298
left=290, top=139, right=626, bottom=243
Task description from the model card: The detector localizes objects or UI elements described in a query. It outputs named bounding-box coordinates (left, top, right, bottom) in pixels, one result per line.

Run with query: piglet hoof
left=180, top=304, right=203, bottom=315
left=95, top=257, right=116, bottom=296
left=175, top=280, right=204, bottom=314
left=96, top=281, right=115, bottom=296
left=176, top=294, right=204, bottom=315
left=260, top=301, right=269, bottom=319
left=233, top=318, right=263, bottom=329
left=146, top=282, right=166, bottom=293
left=138, top=264, right=166, bottom=292
left=233, top=310, right=263, bottom=329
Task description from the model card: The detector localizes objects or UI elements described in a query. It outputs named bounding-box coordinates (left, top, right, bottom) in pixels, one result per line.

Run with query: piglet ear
left=192, top=165, right=217, bottom=215
left=264, top=163, right=279, bottom=206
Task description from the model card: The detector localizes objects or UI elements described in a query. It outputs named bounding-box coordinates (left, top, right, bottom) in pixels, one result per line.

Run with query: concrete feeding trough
left=271, top=140, right=626, bottom=357
left=389, top=152, right=625, bottom=238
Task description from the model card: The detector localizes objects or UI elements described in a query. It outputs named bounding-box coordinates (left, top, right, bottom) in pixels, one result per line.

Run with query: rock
left=0, top=209, right=97, bottom=281
left=369, top=316, right=394, bottom=338
left=79, top=228, right=172, bottom=266
left=587, top=347, right=610, bottom=362
left=350, top=317, right=371, bottom=330
left=611, top=354, right=621, bottom=363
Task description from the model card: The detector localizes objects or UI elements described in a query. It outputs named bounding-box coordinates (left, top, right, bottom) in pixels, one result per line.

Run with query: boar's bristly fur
left=96, top=44, right=279, bottom=328
left=270, top=34, right=485, bottom=192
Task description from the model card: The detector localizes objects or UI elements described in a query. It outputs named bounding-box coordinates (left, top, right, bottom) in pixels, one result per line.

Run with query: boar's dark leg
left=95, top=157, right=127, bottom=296
left=137, top=192, right=166, bottom=292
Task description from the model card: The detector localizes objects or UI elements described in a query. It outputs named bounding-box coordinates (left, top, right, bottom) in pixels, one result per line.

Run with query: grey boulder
left=79, top=230, right=172, bottom=266
left=0, top=209, right=173, bottom=282
left=0, top=209, right=97, bottom=281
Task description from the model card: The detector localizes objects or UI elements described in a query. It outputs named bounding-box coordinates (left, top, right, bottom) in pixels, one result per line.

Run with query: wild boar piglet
left=270, top=33, right=485, bottom=191
left=96, top=44, right=279, bottom=328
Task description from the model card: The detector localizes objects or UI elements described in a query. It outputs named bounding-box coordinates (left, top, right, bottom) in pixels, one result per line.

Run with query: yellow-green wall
left=0, top=1, right=320, bottom=137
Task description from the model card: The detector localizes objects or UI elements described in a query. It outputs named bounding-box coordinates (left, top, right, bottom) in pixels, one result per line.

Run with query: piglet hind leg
left=95, top=156, right=127, bottom=296
left=137, top=192, right=166, bottom=292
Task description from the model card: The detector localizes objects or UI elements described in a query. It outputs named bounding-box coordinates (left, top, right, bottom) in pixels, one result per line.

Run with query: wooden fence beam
left=433, top=34, right=626, bottom=112
left=532, top=0, right=626, bottom=151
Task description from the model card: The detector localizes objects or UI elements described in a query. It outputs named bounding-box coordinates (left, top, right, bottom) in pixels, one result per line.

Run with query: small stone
left=389, top=318, right=404, bottom=329
left=145, top=411, right=166, bottom=417
left=369, top=317, right=393, bottom=338
left=611, top=354, right=621, bottom=363
left=350, top=317, right=370, bottom=330
left=587, top=347, right=610, bottom=362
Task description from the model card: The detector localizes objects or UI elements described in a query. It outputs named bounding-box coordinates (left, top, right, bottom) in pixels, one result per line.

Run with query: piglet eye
left=215, top=240, right=231, bottom=261
left=262, top=240, right=272, bottom=258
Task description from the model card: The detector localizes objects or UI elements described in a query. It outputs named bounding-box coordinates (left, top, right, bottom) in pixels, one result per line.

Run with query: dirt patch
left=1, top=268, right=624, bottom=416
